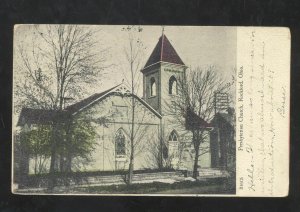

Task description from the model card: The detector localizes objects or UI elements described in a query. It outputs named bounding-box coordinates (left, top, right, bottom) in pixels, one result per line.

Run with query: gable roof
left=65, top=84, right=162, bottom=118
left=17, top=108, right=57, bottom=126
left=17, top=84, right=162, bottom=127
left=64, top=84, right=120, bottom=114
left=143, top=34, right=185, bottom=69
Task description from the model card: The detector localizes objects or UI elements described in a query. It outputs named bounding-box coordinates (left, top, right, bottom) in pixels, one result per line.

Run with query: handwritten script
left=237, top=28, right=289, bottom=196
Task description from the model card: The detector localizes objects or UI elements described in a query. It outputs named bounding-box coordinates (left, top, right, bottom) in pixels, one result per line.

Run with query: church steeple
left=142, top=32, right=187, bottom=114
left=142, top=34, right=185, bottom=71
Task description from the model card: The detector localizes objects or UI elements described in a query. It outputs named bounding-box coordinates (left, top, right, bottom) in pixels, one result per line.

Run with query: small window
left=169, top=76, right=177, bottom=95
left=168, top=130, right=178, bottom=141
left=115, top=129, right=126, bottom=156
left=150, top=77, right=156, bottom=97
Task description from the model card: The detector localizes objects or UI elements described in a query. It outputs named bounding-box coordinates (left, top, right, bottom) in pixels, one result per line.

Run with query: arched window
left=115, top=129, right=126, bottom=156
left=168, top=130, right=178, bottom=142
left=150, top=77, right=156, bottom=96
left=167, top=130, right=179, bottom=165
left=169, top=76, right=177, bottom=95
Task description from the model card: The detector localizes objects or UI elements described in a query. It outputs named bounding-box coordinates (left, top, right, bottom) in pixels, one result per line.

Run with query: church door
left=168, top=130, right=179, bottom=168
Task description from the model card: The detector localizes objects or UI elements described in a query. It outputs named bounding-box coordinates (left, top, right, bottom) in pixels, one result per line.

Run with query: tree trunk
left=65, top=152, right=72, bottom=172
left=48, top=122, right=59, bottom=189
left=59, top=154, right=64, bottom=172
left=223, top=132, right=228, bottom=170
left=128, top=149, right=134, bottom=184
left=192, top=131, right=200, bottom=179
left=34, top=155, right=37, bottom=175
left=65, top=119, right=73, bottom=173
left=159, top=121, right=163, bottom=170
left=19, top=135, right=29, bottom=187
left=128, top=95, right=135, bottom=185
left=127, top=59, right=135, bottom=185
left=192, top=144, right=200, bottom=179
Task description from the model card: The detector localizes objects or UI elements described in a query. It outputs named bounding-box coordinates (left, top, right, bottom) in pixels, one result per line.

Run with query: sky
left=13, top=25, right=237, bottom=124
left=96, top=25, right=237, bottom=94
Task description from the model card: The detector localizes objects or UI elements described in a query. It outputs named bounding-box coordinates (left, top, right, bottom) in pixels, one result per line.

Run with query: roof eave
left=141, top=61, right=161, bottom=73
left=141, top=61, right=188, bottom=73
left=70, top=85, right=162, bottom=119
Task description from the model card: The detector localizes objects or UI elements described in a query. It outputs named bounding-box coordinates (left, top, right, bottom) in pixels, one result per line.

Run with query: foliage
left=66, top=118, right=98, bottom=162
left=22, top=125, right=52, bottom=156
left=21, top=125, right=52, bottom=174
left=52, top=118, right=98, bottom=173
left=19, top=118, right=98, bottom=175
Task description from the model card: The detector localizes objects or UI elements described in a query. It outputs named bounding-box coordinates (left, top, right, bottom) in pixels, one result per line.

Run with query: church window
left=167, top=130, right=179, bottom=161
left=169, top=76, right=177, bottom=95
left=115, top=129, right=126, bottom=156
left=169, top=130, right=178, bottom=141
left=150, top=77, right=156, bottom=97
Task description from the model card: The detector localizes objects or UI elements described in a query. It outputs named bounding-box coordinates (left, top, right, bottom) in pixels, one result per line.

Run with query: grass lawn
left=72, top=178, right=235, bottom=195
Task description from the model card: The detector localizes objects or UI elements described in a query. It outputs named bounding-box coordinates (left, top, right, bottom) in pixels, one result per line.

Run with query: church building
left=17, top=33, right=213, bottom=174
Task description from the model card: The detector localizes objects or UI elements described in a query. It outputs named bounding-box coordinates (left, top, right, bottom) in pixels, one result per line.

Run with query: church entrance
left=168, top=130, right=179, bottom=168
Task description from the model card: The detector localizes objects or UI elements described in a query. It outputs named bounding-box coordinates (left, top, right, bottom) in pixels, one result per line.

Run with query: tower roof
left=143, top=34, right=185, bottom=69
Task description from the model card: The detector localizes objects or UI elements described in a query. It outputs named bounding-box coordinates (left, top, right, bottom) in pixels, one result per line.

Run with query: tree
left=14, top=25, right=109, bottom=186
left=15, top=25, right=108, bottom=111
left=169, top=66, right=229, bottom=179
left=21, top=125, right=52, bottom=175
left=61, top=117, right=98, bottom=172
left=18, top=118, right=98, bottom=175
left=120, top=25, right=148, bottom=184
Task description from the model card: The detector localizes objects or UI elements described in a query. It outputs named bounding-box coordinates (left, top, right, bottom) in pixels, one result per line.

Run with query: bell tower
left=141, top=32, right=187, bottom=115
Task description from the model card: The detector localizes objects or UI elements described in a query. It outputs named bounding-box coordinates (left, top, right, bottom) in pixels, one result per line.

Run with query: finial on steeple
left=161, top=26, right=165, bottom=36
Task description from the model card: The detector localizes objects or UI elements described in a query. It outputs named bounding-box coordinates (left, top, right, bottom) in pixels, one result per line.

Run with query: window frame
left=150, top=77, right=157, bottom=97
left=169, top=76, right=178, bottom=95
left=168, top=130, right=178, bottom=142
left=115, top=128, right=126, bottom=157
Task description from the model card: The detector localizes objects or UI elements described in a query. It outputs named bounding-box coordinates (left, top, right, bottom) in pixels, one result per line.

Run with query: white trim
left=141, top=61, right=187, bottom=72
left=72, top=84, right=123, bottom=116
left=161, top=61, right=188, bottom=69
left=141, top=61, right=161, bottom=71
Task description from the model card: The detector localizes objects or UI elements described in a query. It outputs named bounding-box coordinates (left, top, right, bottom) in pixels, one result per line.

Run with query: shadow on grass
left=77, top=177, right=236, bottom=194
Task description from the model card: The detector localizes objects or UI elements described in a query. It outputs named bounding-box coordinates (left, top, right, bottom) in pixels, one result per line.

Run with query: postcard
left=12, top=25, right=290, bottom=196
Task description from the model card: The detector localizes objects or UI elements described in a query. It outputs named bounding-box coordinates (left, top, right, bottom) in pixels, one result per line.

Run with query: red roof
left=143, top=34, right=185, bottom=69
